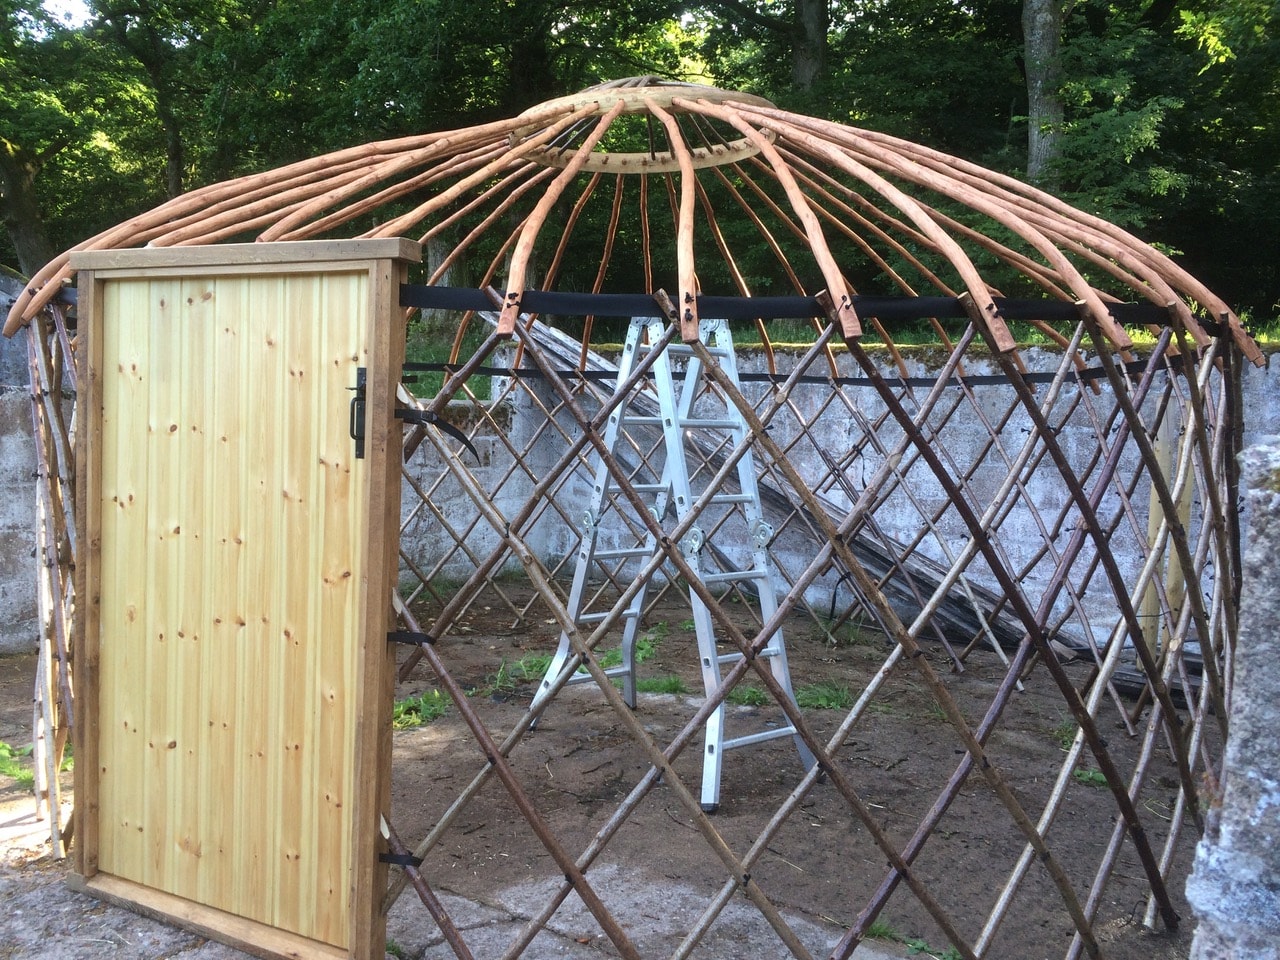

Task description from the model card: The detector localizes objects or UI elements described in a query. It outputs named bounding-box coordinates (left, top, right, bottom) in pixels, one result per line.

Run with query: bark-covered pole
left=1186, top=439, right=1280, bottom=958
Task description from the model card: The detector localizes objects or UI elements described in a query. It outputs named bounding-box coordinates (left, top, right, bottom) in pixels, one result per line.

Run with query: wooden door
left=72, top=240, right=419, bottom=960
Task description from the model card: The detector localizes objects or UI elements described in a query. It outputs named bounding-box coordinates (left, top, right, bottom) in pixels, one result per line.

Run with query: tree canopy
left=2, top=0, right=1275, bottom=319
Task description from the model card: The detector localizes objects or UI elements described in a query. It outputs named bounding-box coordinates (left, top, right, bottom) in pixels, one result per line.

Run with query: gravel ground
left=0, top=796, right=251, bottom=959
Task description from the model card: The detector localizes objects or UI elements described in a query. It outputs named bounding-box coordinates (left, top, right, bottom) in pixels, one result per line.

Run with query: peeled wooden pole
left=680, top=98, right=862, bottom=338
left=496, top=101, right=625, bottom=335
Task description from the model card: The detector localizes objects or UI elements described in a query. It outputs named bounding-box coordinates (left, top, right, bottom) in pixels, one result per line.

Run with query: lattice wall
left=380, top=300, right=1238, bottom=959
left=9, top=75, right=1255, bottom=960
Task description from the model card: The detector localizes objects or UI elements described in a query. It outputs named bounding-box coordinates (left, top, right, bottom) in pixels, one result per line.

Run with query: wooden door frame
left=71, top=239, right=420, bottom=960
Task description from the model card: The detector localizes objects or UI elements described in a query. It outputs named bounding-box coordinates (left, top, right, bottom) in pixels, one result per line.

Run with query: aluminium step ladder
left=531, top=315, right=815, bottom=812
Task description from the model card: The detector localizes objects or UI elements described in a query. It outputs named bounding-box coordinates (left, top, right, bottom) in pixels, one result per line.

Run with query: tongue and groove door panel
left=73, top=239, right=419, bottom=960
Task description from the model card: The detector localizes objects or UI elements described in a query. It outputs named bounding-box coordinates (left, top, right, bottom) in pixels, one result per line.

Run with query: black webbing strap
left=379, top=852, right=424, bottom=867
left=400, top=352, right=1184, bottom=390
left=388, top=630, right=437, bottom=646
left=398, top=284, right=1224, bottom=333
left=396, top=408, right=480, bottom=462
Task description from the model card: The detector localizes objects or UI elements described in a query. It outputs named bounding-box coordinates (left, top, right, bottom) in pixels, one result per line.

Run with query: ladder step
left=593, top=546, right=653, bottom=560
left=607, top=482, right=666, bottom=494
left=577, top=609, right=640, bottom=625
left=679, top=418, right=739, bottom=430
left=639, top=343, right=732, bottom=358
left=700, top=569, right=769, bottom=586
left=707, top=493, right=755, bottom=505
left=723, top=726, right=800, bottom=751
left=563, top=663, right=634, bottom=685
left=625, top=415, right=664, bottom=426
left=715, top=649, right=780, bottom=666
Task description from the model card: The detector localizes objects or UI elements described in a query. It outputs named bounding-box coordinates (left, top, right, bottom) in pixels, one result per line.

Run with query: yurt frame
left=7, top=77, right=1257, bottom=960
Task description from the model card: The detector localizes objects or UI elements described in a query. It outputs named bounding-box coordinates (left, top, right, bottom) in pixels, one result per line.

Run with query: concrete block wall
left=4, top=341, right=1278, bottom=654
left=396, top=343, right=1279, bottom=641
left=0, top=332, right=38, bottom=655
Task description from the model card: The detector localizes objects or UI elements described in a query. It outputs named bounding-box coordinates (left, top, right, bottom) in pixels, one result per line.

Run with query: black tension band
left=399, top=284, right=1204, bottom=329
left=396, top=408, right=481, bottom=463
left=388, top=630, right=437, bottom=646
left=379, top=852, right=424, bottom=867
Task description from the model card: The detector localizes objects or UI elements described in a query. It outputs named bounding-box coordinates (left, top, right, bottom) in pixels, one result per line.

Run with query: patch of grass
left=486, top=659, right=520, bottom=695
left=679, top=618, right=696, bottom=632
left=595, top=624, right=665, bottom=670
left=863, top=920, right=961, bottom=959
left=392, top=690, right=449, bottom=728
left=475, top=654, right=557, bottom=695
left=0, top=740, right=34, bottom=786
left=1073, top=767, right=1108, bottom=788
left=385, top=937, right=409, bottom=959
left=636, top=675, right=688, bottom=695
left=905, top=939, right=963, bottom=960
left=1053, top=718, right=1078, bottom=751
left=865, top=918, right=900, bottom=941
left=815, top=613, right=879, bottom=648
left=643, top=621, right=669, bottom=644
left=514, top=653, right=553, bottom=679
left=796, top=681, right=854, bottom=711
left=726, top=684, right=770, bottom=707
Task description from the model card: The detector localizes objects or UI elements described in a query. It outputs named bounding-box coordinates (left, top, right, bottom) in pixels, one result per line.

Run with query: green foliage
left=1053, top=718, right=1078, bottom=751
left=0, top=739, right=34, bottom=786
left=814, top=612, right=880, bottom=648
left=514, top=653, right=554, bottom=679
left=594, top=626, right=663, bottom=670
left=2, top=0, right=1276, bottom=318
left=199, top=0, right=690, bottom=175
left=1073, top=767, right=1109, bottom=788
left=636, top=674, right=688, bottom=695
left=905, top=938, right=962, bottom=960
left=865, top=917, right=900, bottom=942
left=725, top=683, right=770, bottom=707
left=862, top=917, right=960, bottom=958
left=392, top=689, right=449, bottom=728
left=1052, top=7, right=1192, bottom=226
left=0, top=1, right=163, bottom=269
left=795, top=681, right=853, bottom=711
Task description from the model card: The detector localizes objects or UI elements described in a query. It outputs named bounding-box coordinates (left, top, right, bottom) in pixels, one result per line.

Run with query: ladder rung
left=577, top=609, right=640, bottom=625
left=708, top=493, right=755, bottom=505
left=563, top=663, right=633, bottom=686
left=625, top=415, right=664, bottom=426
left=700, top=569, right=769, bottom=585
left=715, top=649, right=780, bottom=666
left=679, top=418, right=738, bottom=430
left=593, top=546, right=652, bottom=560
left=723, top=727, right=799, bottom=751
left=608, top=482, right=666, bottom=494
left=638, top=343, right=732, bottom=358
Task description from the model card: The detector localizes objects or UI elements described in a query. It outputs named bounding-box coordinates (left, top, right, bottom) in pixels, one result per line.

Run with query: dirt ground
left=384, top=591, right=1198, bottom=960
left=0, top=592, right=1201, bottom=959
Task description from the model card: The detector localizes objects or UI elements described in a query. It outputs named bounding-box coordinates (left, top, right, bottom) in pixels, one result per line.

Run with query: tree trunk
left=792, top=0, right=829, bottom=91
left=1023, top=0, right=1063, bottom=188
left=156, top=94, right=186, bottom=198
left=0, top=145, right=57, bottom=277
